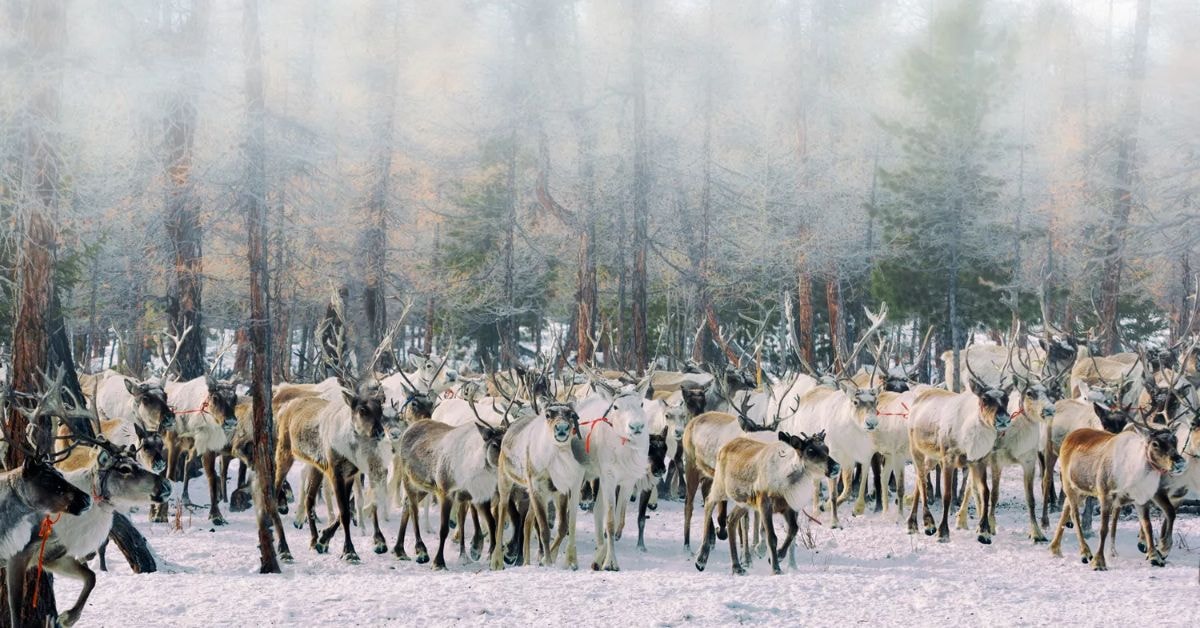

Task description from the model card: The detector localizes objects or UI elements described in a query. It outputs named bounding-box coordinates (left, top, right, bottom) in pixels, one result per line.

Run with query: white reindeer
left=491, top=403, right=584, bottom=570
left=574, top=383, right=650, bottom=571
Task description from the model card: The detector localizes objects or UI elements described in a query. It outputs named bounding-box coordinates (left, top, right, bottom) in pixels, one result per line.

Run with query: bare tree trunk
left=796, top=270, right=815, bottom=366
left=826, top=274, right=845, bottom=372
left=242, top=0, right=281, bottom=575
left=1097, top=0, right=1151, bottom=354
left=162, top=0, right=210, bottom=381
left=0, top=2, right=66, bottom=622
left=629, top=0, right=650, bottom=374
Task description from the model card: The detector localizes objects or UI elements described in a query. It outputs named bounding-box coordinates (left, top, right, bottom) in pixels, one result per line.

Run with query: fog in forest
left=3, top=0, right=1199, bottom=377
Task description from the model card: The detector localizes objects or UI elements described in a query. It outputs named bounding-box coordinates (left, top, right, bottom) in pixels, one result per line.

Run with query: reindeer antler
left=837, top=303, right=888, bottom=379
left=158, top=324, right=194, bottom=382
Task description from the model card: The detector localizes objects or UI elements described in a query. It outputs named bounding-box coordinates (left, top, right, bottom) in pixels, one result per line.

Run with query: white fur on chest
left=0, top=516, right=34, bottom=560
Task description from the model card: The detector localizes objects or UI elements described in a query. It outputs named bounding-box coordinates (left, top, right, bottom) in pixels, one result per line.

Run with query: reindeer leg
left=717, top=494, right=730, bottom=539
left=433, top=494, right=453, bottom=570
left=1139, top=503, right=1166, bottom=567
left=220, top=454, right=232, bottom=502
left=781, top=508, right=800, bottom=570
left=828, top=473, right=842, bottom=529
left=334, top=472, right=360, bottom=563
left=305, top=469, right=324, bottom=551
left=853, top=462, right=868, bottom=516
left=480, top=501, right=498, bottom=561
left=907, top=455, right=924, bottom=534
left=872, top=454, right=884, bottom=513
left=7, top=552, right=32, bottom=628
left=989, top=460, right=1001, bottom=533
left=371, top=507, right=387, bottom=554
left=591, top=481, right=609, bottom=570
left=1040, top=434, right=1056, bottom=528
left=565, top=490, right=581, bottom=570
left=974, top=462, right=992, bottom=544
left=937, top=464, right=953, bottom=542
left=1093, top=496, right=1111, bottom=571
left=204, top=451, right=227, bottom=525
left=637, top=488, right=651, bottom=552
left=954, top=467, right=972, bottom=530
left=409, top=487, right=429, bottom=564
left=489, top=487, right=508, bottom=570
left=1153, top=490, right=1176, bottom=559
left=605, top=485, right=622, bottom=571
left=895, top=461, right=908, bottom=523
left=45, top=556, right=95, bottom=627
left=1024, top=460, right=1046, bottom=543
left=1068, top=490, right=1092, bottom=564
left=756, top=499, right=779, bottom=574
left=271, top=502, right=293, bottom=562
left=694, top=488, right=720, bottom=572
left=683, top=463, right=701, bottom=551
left=1048, top=491, right=1071, bottom=558
left=727, top=508, right=747, bottom=575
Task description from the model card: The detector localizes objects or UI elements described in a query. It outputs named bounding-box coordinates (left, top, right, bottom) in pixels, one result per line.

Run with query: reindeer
left=779, top=305, right=888, bottom=527
left=394, top=409, right=508, bottom=569
left=1049, top=419, right=1187, bottom=570
left=162, top=333, right=239, bottom=525
left=93, top=370, right=175, bottom=434
left=870, top=386, right=924, bottom=517
left=490, top=403, right=584, bottom=570
left=694, top=431, right=839, bottom=575
left=906, top=359, right=1013, bottom=544
left=956, top=349, right=1060, bottom=543
left=272, top=297, right=394, bottom=562
left=0, top=375, right=95, bottom=628
left=573, top=381, right=651, bottom=571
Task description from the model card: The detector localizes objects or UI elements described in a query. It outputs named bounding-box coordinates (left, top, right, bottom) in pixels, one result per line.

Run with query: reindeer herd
left=2, top=293, right=1200, bottom=626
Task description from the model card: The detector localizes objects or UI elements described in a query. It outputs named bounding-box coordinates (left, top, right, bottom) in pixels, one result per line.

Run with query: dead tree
left=629, top=0, right=650, bottom=374
left=242, top=0, right=282, bottom=574
left=1096, top=0, right=1151, bottom=354
left=162, top=0, right=210, bottom=380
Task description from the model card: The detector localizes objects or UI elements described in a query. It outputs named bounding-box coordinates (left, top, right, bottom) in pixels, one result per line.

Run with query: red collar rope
left=876, top=402, right=910, bottom=419
left=172, top=399, right=209, bottom=416
left=443, top=389, right=455, bottom=399
left=579, top=417, right=628, bottom=453
left=31, top=513, right=62, bottom=607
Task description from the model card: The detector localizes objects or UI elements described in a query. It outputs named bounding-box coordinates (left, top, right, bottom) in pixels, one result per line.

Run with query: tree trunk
left=362, top=0, right=401, bottom=353
left=242, top=0, right=282, bottom=575
left=163, top=0, right=210, bottom=381
left=826, top=273, right=845, bottom=372
left=0, top=2, right=67, bottom=623
left=1097, top=0, right=1151, bottom=355
left=796, top=270, right=815, bottom=366
left=629, top=0, right=650, bottom=375
left=108, top=513, right=157, bottom=573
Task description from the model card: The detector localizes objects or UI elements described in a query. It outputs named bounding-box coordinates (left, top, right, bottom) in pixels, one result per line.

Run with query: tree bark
left=162, top=0, right=210, bottom=381
left=0, top=1, right=67, bottom=622
left=1097, top=0, right=1151, bottom=355
left=629, top=0, right=650, bottom=374
left=826, top=273, right=845, bottom=372
left=796, top=270, right=815, bottom=366
left=108, top=514, right=157, bottom=573
left=243, top=0, right=282, bottom=574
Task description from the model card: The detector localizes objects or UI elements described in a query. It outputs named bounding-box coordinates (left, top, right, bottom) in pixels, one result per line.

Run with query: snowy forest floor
left=58, top=466, right=1200, bottom=627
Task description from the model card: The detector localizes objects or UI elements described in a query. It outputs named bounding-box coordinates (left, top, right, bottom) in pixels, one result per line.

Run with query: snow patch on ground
left=55, top=467, right=1200, bottom=627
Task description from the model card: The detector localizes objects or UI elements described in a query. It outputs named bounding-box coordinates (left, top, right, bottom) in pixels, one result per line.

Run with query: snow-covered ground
left=57, top=466, right=1200, bottom=627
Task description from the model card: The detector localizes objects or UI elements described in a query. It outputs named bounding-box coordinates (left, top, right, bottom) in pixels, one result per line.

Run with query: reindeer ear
left=341, top=389, right=356, bottom=409
left=124, top=378, right=138, bottom=395
left=97, top=449, right=113, bottom=469
left=134, top=422, right=148, bottom=440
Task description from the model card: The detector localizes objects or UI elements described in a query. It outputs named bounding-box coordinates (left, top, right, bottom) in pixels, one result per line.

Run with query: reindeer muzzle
left=827, top=461, right=841, bottom=478
left=151, top=458, right=167, bottom=474
left=70, top=493, right=93, bottom=516
left=994, top=413, right=1011, bottom=432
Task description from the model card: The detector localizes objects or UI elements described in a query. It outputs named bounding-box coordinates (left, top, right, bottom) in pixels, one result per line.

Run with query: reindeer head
left=123, top=378, right=174, bottom=432
left=609, top=388, right=648, bottom=439
left=851, top=386, right=881, bottom=432
left=382, top=400, right=409, bottom=442
left=20, top=456, right=92, bottom=516
left=1133, top=422, right=1187, bottom=476
left=474, top=421, right=508, bottom=470
left=543, top=403, right=580, bottom=445
left=969, top=379, right=1012, bottom=433
left=680, top=382, right=708, bottom=417
left=647, top=427, right=669, bottom=479
left=1012, top=373, right=1055, bottom=422
left=205, top=375, right=240, bottom=433
left=1091, top=402, right=1133, bottom=434
left=664, top=397, right=691, bottom=440
left=132, top=422, right=167, bottom=474
left=342, top=381, right=387, bottom=441
left=94, top=445, right=171, bottom=505
left=779, top=430, right=839, bottom=478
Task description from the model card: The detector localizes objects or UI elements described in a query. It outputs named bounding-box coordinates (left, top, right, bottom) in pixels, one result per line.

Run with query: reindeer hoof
left=432, top=561, right=447, bottom=571
left=732, top=565, right=746, bottom=576
left=416, top=550, right=430, bottom=565
left=925, top=526, right=936, bottom=537
left=314, top=541, right=328, bottom=554
left=648, top=502, right=658, bottom=511
left=591, top=561, right=602, bottom=571
left=211, top=514, right=228, bottom=526
left=374, top=541, right=388, bottom=554
left=717, top=529, right=728, bottom=541
left=638, top=544, right=647, bottom=553
left=292, top=520, right=304, bottom=530
left=977, top=534, right=991, bottom=545
left=279, top=550, right=293, bottom=563
left=1150, top=555, right=1166, bottom=567
left=937, top=534, right=950, bottom=544
left=1137, top=540, right=1147, bottom=553
left=695, top=558, right=707, bottom=572
left=1080, top=554, right=1090, bottom=564
left=1032, top=535, right=1048, bottom=544
left=342, top=551, right=360, bottom=563
left=277, top=504, right=289, bottom=515
left=393, top=548, right=410, bottom=561
left=1091, top=561, right=1107, bottom=571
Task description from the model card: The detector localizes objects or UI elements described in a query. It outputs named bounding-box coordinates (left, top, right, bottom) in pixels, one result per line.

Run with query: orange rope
left=31, top=513, right=61, bottom=608
left=171, top=399, right=209, bottom=415
left=580, top=417, right=612, bottom=453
